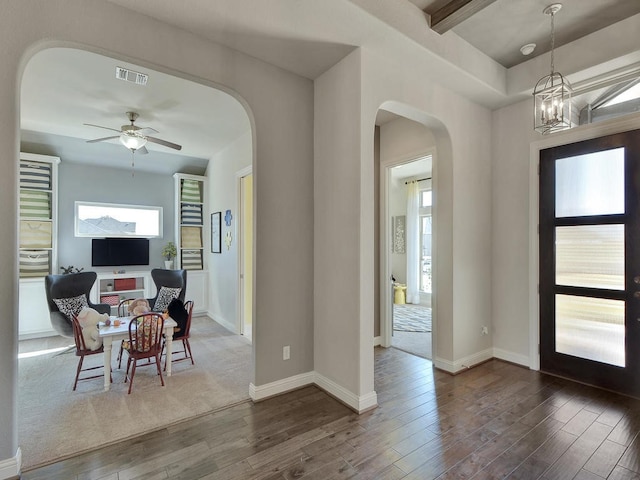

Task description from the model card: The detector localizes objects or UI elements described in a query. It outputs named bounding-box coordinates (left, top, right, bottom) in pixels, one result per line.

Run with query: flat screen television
left=91, top=238, right=150, bottom=267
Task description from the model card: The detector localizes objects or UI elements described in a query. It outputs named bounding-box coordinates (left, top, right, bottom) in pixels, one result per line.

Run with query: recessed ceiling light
left=520, top=43, right=536, bottom=56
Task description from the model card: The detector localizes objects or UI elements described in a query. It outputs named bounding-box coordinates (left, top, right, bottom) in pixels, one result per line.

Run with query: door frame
left=236, top=165, right=253, bottom=339
left=528, top=115, right=640, bottom=371
left=380, top=150, right=436, bottom=349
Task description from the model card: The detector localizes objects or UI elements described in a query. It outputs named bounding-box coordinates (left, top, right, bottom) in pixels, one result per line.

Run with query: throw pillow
left=53, top=294, right=89, bottom=320
left=153, top=286, right=181, bottom=312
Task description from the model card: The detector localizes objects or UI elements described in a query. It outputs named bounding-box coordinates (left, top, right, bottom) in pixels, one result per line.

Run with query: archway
left=17, top=45, right=255, bottom=469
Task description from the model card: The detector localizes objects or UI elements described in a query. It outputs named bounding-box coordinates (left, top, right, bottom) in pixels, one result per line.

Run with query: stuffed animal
left=76, top=307, right=107, bottom=351
left=129, top=298, right=150, bottom=316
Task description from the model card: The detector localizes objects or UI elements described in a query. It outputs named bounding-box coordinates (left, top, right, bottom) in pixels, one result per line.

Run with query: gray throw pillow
left=53, top=294, right=89, bottom=320
left=153, top=286, right=181, bottom=312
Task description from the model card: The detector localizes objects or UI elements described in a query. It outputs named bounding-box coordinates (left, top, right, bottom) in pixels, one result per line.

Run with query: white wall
left=380, top=117, right=436, bottom=286
left=491, top=98, right=640, bottom=368
left=491, top=99, right=537, bottom=366
left=314, top=50, right=368, bottom=404
left=207, top=132, right=251, bottom=331
left=0, top=0, right=314, bottom=471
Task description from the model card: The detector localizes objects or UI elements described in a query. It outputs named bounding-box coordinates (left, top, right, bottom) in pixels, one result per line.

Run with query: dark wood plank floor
left=22, top=347, right=640, bottom=479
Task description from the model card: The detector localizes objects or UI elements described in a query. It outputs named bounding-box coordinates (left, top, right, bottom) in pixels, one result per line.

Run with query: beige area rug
left=18, top=316, right=252, bottom=470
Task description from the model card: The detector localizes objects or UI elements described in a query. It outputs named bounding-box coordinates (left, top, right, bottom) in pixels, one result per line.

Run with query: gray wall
left=0, top=0, right=314, bottom=468
left=57, top=162, right=175, bottom=273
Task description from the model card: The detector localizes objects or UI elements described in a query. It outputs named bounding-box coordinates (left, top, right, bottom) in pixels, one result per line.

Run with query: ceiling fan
left=84, top=111, right=182, bottom=154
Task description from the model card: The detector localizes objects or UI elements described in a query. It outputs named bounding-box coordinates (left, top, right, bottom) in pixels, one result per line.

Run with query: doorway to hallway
left=392, top=303, right=432, bottom=359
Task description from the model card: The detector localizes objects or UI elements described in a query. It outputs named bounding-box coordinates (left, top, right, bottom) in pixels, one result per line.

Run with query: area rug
left=18, top=316, right=252, bottom=470
left=393, top=304, right=432, bottom=332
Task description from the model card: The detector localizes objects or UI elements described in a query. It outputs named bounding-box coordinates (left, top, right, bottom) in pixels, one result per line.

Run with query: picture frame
left=211, top=212, right=221, bottom=253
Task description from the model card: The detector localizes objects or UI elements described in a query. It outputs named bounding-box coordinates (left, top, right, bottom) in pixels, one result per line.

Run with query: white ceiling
left=19, top=0, right=639, bottom=174
left=21, top=48, right=251, bottom=175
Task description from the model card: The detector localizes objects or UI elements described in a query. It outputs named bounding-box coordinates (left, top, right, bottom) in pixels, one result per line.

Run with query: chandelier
left=533, top=3, right=572, bottom=134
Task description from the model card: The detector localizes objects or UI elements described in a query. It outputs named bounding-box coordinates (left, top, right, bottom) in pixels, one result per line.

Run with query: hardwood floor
left=23, top=347, right=640, bottom=479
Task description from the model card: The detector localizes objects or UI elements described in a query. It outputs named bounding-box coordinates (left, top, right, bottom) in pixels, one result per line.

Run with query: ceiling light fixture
left=520, top=43, right=536, bottom=56
left=119, top=131, right=148, bottom=151
left=533, top=3, right=572, bottom=134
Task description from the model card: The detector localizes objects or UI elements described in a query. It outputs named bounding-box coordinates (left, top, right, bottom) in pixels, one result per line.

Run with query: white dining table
left=98, top=315, right=178, bottom=391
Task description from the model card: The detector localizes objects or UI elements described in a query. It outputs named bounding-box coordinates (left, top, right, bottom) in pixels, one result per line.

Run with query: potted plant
left=162, top=241, right=177, bottom=269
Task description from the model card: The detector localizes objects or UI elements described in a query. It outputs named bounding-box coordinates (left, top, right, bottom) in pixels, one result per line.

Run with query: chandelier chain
left=550, top=10, right=555, bottom=76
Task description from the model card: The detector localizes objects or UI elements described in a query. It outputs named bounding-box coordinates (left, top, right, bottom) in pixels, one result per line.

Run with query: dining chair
left=71, top=315, right=111, bottom=390
left=116, top=298, right=136, bottom=368
left=163, top=300, right=195, bottom=369
left=123, top=312, right=165, bottom=394
left=117, top=298, right=136, bottom=317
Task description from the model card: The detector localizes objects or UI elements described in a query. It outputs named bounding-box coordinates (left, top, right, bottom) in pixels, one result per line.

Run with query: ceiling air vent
left=115, top=66, right=148, bottom=86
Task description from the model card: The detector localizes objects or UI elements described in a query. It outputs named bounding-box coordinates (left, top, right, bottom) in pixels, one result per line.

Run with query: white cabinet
left=91, top=271, right=152, bottom=314
left=185, top=270, right=208, bottom=314
left=18, top=153, right=60, bottom=338
left=19, top=278, right=55, bottom=339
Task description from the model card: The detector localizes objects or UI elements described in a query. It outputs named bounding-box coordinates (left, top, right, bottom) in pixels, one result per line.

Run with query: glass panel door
left=539, top=129, right=640, bottom=396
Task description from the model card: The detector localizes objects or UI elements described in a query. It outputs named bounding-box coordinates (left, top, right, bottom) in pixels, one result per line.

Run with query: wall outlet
left=283, top=345, right=290, bottom=360
left=482, top=326, right=489, bottom=335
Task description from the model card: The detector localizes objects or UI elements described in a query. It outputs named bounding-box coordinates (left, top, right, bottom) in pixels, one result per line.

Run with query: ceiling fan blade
left=137, top=146, right=149, bottom=155
left=146, top=136, right=182, bottom=151
left=83, top=123, right=122, bottom=134
left=87, top=135, right=120, bottom=143
left=137, top=126, right=159, bottom=134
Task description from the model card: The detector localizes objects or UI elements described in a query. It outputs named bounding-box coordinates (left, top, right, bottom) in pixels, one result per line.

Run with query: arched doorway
left=17, top=46, right=255, bottom=469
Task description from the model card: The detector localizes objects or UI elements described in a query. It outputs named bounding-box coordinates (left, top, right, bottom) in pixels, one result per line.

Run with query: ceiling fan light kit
left=533, top=3, right=572, bottom=135
left=119, top=131, right=148, bottom=151
left=84, top=111, right=182, bottom=153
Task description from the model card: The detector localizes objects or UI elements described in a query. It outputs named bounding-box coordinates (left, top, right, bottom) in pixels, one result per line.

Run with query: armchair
left=44, top=272, right=110, bottom=337
left=147, top=268, right=187, bottom=311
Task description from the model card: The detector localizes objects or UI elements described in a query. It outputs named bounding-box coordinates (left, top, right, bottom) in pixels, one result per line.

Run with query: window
left=75, top=201, right=163, bottom=238
left=420, top=187, right=432, bottom=293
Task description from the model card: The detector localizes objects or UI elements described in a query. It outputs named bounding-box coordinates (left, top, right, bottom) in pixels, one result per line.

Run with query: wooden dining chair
left=123, top=312, right=165, bottom=394
left=162, top=300, right=195, bottom=369
left=116, top=298, right=136, bottom=368
left=117, top=298, right=136, bottom=317
left=71, top=315, right=110, bottom=390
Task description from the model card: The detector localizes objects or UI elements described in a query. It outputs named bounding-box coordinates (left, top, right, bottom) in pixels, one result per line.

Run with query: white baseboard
left=209, top=311, right=236, bottom=334
left=250, top=372, right=315, bottom=401
left=0, top=448, right=21, bottom=479
left=373, top=336, right=381, bottom=347
left=250, top=372, right=378, bottom=413
left=433, top=348, right=494, bottom=374
left=314, top=373, right=377, bottom=413
left=493, top=348, right=530, bottom=368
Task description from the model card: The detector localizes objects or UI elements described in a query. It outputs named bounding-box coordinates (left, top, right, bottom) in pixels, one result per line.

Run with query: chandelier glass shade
left=533, top=3, right=572, bottom=135
left=119, top=131, right=147, bottom=150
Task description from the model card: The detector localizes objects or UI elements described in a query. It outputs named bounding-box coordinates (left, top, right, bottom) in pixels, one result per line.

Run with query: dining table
left=98, top=315, right=178, bottom=391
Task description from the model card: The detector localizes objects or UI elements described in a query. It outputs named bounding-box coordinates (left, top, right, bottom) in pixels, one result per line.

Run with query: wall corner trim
left=434, top=348, right=494, bottom=374
left=492, top=348, right=530, bottom=368
left=250, top=372, right=315, bottom=402
left=250, top=372, right=378, bottom=414
left=314, top=373, right=378, bottom=413
left=0, top=448, right=21, bottom=479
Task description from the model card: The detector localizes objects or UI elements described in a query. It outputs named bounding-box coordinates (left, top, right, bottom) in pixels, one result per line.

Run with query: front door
left=539, top=129, right=640, bottom=396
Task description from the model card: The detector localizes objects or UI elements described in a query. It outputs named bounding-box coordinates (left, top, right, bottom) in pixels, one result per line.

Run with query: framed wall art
left=211, top=211, right=221, bottom=253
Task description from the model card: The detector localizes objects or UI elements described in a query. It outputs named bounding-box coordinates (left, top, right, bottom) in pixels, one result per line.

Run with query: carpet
left=18, top=316, right=252, bottom=470
left=393, top=304, right=432, bottom=332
